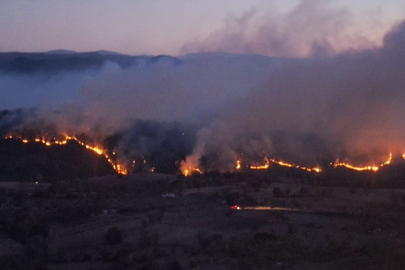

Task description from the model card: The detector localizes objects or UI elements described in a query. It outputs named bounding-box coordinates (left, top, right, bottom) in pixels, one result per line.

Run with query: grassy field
left=1, top=172, right=405, bottom=269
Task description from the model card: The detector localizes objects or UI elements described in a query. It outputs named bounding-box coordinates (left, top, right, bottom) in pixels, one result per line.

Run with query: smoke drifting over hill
left=2, top=20, right=405, bottom=173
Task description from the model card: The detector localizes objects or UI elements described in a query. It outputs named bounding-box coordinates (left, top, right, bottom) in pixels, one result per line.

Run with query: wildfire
left=4, top=135, right=128, bottom=175
left=65, top=136, right=104, bottom=155
left=270, top=159, right=322, bottom=173
left=248, top=157, right=322, bottom=173
left=182, top=156, right=322, bottom=176
left=250, top=157, right=270, bottom=170
left=13, top=132, right=396, bottom=178
left=333, top=163, right=379, bottom=172
left=183, top=167, right=203, bottom=177
left=190, top=151, right=401, bottom=176
left=333, top=153, right=393, bottom=172
left=248, top=153, right=395, bottom=174
left=236, top=160, right=241, bottom=170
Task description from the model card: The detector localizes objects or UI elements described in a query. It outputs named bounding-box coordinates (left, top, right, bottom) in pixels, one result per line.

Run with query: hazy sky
left=0, top=0, right=404, bottom=56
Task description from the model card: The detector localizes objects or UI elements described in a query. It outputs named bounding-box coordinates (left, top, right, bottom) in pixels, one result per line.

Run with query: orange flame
left=249, top=157, right=322, bottom=173
left=250, top=157, right=270, bottom=170
left=236, top=160, right=241, bottom=170
left=333, top=153, right=392, bottom=172
left=4, top=135, right=128, bottom=175
left=181, top=151, right=400, bottom=176
left=183, top=167, right=203, bottom=176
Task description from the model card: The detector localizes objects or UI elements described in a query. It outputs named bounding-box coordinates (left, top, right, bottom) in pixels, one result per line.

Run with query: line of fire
left=4, top=133, right=402, bottom=178
left=181, top=153, right=397, bottom=176
left=3, top=134, right=128, bottom=175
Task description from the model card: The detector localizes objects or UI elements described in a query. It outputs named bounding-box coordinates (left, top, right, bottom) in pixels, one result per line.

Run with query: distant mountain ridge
left=0, top=49, right=205, bottom=74
left=0, top=50, right=148, bottom=73
left=0, top=50, right=304, bottom=74
left=46, top=49, right=125, bottom=55
left=46, top=49, right=77, bottom=54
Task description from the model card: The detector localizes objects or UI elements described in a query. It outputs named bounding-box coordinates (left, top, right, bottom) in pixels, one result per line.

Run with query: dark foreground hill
left=0, top=139, right=115, bottom=182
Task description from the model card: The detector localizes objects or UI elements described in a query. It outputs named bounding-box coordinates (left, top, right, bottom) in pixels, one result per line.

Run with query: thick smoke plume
left=181, top=0, right=387, bottom=58
left=2, top=14, right=405, bottom=173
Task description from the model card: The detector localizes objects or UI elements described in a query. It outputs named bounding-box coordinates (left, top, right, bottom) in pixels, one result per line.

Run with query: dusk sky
left=1, top=0, right=405, bottom=56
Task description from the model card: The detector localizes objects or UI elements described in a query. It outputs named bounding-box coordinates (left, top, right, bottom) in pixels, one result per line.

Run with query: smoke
left=2, top=14, right=405, bottom=173
left=181, top=0, right=386, bottom=58
left=0, top=72, right=86, bottom=109
left=0, top=109, right=37, bottom=133
left=182, top=20, right=405, bottom=169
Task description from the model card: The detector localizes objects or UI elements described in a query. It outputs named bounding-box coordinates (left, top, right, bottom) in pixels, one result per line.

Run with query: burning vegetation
left=180, top=152, right=398, bottom=177
left=1, top=125, right=404, bottom=182
left=3, top=135, right=128, bottom=175
left=3, top=21, right=405, bottom=182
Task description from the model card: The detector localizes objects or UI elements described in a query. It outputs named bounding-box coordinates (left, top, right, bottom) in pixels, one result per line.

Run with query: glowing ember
left=4, top=135, right=128, bottom=175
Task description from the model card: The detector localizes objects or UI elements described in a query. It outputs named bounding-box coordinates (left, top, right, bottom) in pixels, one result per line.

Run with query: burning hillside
left=0, top=136, right=115, bottom=182
left=0, top=120, right=403, bottom=183
left=2, top=21, right=405, bottom=180
left=3, top=135, right=127, bottom=175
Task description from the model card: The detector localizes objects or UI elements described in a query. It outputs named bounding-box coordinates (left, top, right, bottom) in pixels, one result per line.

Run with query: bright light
left=333, top=153, right=392, bottom=172
left=4, top=134, right=128, bottom=175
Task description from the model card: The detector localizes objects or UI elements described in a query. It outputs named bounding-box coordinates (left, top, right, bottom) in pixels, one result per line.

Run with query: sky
left=1, top=0, right=405, bottom=56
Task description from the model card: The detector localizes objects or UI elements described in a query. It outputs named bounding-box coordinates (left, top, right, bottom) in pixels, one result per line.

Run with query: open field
left=1, top=172, right=405, bottom=270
